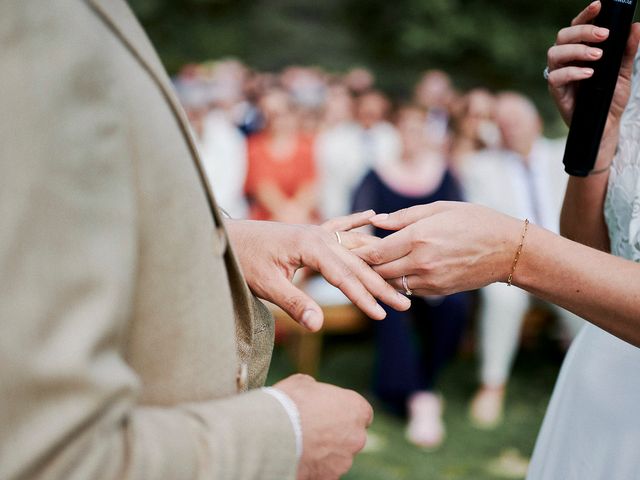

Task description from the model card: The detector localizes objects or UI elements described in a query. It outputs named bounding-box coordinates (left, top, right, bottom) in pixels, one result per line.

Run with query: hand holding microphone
left=546, top=1, right=640, bottom=175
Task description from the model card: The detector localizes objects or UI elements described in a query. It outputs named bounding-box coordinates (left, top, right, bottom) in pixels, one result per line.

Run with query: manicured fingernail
left=397, top=292, right=412, bottom=308
left=374, top=304, right=386, bottom=319
left=302, top=310, right=320, bottom=330
left=596, top=27, right=609, bottom=38
left=590, top=48, right=603, bottom=58
left=371, top=213, right=389, bottom=222
left=582, top=68, right=594, bottom=76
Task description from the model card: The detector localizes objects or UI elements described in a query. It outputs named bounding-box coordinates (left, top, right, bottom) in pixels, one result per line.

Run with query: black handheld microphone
left=563, top=0, right=638, bottom=177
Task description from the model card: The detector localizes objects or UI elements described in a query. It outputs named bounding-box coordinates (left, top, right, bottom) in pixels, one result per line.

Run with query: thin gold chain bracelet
left=507, top=218, right=529, bottom=287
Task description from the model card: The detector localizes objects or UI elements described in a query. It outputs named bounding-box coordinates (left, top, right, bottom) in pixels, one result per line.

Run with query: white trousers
left=479, top=283, right=584, bottom=387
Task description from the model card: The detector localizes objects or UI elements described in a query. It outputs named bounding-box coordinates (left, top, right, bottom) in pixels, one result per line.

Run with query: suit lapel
left=86, top=0, right=261, bottom=379
left=86, top=0, right=224, bottom=227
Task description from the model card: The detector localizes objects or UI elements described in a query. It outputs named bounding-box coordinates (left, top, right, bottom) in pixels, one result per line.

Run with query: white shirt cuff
left=261, top=387, right=303, bottom=461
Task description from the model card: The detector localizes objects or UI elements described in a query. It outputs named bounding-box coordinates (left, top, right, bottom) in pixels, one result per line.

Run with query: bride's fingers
left=322, top=210, right=375, bottom=232
left=547, top=44, right=602, bottom=71
left=548, top=66, right=594, bottom=89
left=370, top=202, right=453, bottom=231
left=373, top=256, right=416, bottom=280
left=556, top=24, right=608, bottom=47
left=352, top=229, right=413, bottom=266
left=336, top=231, right=380, bottom=250
left=571, top=0, right=601, bottom=27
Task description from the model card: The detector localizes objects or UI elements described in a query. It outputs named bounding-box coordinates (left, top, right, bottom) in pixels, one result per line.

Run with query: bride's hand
left=353, top=202, right=524, bottom=296
left=547, top=1, right=640, bottom=127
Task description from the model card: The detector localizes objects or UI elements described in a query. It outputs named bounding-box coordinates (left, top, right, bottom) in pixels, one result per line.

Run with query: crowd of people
left=173, top=59, right=582, bottom=450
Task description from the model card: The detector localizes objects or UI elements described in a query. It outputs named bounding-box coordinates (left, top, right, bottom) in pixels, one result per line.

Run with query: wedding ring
left=543, top=66, right=550, bottom=81
left=402, top=275, right=413, bottom=296
left=335, top=231, right=343, bottom=246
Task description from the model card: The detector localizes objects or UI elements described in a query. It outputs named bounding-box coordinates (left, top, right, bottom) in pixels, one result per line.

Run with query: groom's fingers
left=332, top=246, right=412, bottom=312
left=370, top=202, right=453, bottom=231
left=303, top=246, right=388, bottom=321
left=353, top=229, right=413, bottom=266
left=322, top=210, right=376, bottom=232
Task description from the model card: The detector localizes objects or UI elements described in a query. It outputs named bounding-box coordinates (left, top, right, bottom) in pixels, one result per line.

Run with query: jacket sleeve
left=0, top=2, right=297, bottom=479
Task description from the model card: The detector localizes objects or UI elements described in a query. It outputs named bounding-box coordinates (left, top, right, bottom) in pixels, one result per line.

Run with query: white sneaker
left=405, top=392, right=445, bottom=450
left=470, top=386, right=505, bottom=429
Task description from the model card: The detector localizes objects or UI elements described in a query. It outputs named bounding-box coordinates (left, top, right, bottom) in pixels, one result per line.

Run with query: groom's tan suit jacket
left=0, top=1, right=297, bottom=479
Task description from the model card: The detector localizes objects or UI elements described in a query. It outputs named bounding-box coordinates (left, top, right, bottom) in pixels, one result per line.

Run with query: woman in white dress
left=351, top=2, right=640, bottom=478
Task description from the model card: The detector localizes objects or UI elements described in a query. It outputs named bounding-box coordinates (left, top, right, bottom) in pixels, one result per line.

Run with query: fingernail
left=371, top=213, right=389, bottom=222
left=302, top=310, right=320, bottom=330
left=374, top=304, right=386, bottom=319
left=582, top=68, right=594, bottom=76
left=596, top=27, right=609, bottom=38
left=590, top=48, right=603, bottom=58
left=397, top=292, right=412, bottom=309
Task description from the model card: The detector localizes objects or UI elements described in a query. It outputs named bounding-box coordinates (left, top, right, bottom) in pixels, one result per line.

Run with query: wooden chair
left=271, top=303, right=368, bottom=375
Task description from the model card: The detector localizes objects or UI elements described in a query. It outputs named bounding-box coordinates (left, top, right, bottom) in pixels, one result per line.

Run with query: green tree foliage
left=129, top=0, right=591, bottom=124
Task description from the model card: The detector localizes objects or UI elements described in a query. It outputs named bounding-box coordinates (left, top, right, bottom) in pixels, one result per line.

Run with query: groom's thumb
left=271, top=278, right=324, bottom=332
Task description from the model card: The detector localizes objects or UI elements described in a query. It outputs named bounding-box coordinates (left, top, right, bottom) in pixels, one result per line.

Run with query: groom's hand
left=275, top=374, right=373, bottom=480
left=225, top=212, right=411, bottom=331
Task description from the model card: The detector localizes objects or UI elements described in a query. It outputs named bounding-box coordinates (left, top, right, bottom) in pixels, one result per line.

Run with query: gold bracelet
left=507, top=219, right=529, bottom=287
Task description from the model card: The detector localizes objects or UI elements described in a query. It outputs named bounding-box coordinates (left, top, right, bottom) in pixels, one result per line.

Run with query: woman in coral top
left=245, top=88, right=318, bottom=223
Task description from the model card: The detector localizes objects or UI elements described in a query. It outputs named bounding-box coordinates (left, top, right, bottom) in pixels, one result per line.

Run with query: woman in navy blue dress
left=353, top=105, right=471, bottom=449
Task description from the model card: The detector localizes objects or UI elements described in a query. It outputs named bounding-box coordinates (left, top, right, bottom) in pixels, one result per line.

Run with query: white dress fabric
left=527, top=57, right=640, bottom=480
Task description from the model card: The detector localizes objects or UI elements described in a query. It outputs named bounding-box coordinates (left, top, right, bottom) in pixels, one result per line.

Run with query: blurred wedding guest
left=199, top=99, right=250, bottom=219
left=281, top=66, right=327, bottom=110
left=235, top=71, right=277, bottom=136
left=450, top=89, right=500, bottom=170
left=344, top=67, right=376, bottom=95
left=414, top=70, right=456, bottom=151
left=459, top=92, right=583, bottom=429
left=355, top=90, right=402, bottom=169
left=281, top=67, right=327, bottom=134
left=315, top=85, right=368, bottom=220
left=173, top=64, right=210, bottom=138
left=353, top=106, right=471, bottom=449
left=174, top=61, right=250, bottom=218
left=245, top=88, right=318, bottom=223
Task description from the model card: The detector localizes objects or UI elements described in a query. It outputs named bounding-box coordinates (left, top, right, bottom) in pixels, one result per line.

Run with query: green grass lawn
left=266, top=333, right=564, bottom=480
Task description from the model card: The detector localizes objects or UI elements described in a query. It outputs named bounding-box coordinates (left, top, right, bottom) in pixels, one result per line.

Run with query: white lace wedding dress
left=527, top=57, right=640, bottom=480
